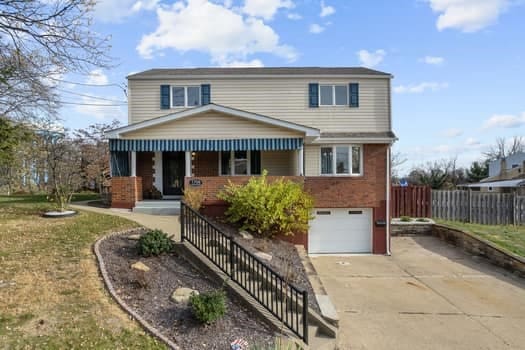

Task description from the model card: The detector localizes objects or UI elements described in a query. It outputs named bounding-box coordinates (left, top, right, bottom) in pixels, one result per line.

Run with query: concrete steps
left=198, top=241, right=338, bottom=348
left=133, top=200, right=180, bottom=215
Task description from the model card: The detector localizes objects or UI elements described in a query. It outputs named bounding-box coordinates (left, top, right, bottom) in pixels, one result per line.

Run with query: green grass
left=0, top=192, right=100, bottom=205
left=0, top=195, right=167, bottom=349
left=435, top=219, right=525, bottom=258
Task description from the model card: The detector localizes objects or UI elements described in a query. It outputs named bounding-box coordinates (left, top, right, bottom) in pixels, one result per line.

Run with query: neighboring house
left=106, top=67, right=396, bottom=255
left=486, top=152, right=525, bottom=181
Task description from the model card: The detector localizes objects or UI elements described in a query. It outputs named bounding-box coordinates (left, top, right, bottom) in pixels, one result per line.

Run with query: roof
left=313, top=131, right=397, bottom=144
left=461, top=179, right=525, bottom=188
left=105, top=103, right=320, bottom=138
left=128, top=67, right=392, bottom=79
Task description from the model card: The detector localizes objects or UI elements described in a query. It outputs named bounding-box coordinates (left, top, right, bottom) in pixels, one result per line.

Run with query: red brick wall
left=137, top=152, right=154, bottom=195
left=111, top=176, right=143, bottom=209
left=193, top=152, right=219, bottom=176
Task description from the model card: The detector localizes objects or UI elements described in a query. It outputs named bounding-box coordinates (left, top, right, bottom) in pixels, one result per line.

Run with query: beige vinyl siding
left=121, top=111, right=302, bottom=139
left=128, top=77, right=390, bottom=133
left=261, top=151, right=296, bottom=176
left=304, top=144, right=320, bottom=176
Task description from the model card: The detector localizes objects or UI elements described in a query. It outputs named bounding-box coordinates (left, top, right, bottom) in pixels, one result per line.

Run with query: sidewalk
left=70, top=202, right=181, bottom=241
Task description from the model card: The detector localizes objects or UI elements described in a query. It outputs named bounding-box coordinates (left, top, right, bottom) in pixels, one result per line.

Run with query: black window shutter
left=250, top=150, right=261, bottom=175
left=160, top=85, right=170, bottom=109
left=308, top=83, right=319, bottom=108
left=349, top=83, right=359, bottom=107
left=201, top=84, right=211, bottom=105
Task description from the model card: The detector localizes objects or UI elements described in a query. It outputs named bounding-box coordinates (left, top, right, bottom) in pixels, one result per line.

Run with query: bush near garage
left=217, top=171, right=314, bottom=238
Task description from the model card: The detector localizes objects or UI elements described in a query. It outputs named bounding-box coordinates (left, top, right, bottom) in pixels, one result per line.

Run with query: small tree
left=45, top=131, right=83, bottom=211
left=466, top=160, right=489, bottom=183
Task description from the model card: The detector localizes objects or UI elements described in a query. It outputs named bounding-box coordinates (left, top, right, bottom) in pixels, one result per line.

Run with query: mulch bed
left=98, top=232, right=275, bottom=350
left=209, top=219, right=322, bottom=314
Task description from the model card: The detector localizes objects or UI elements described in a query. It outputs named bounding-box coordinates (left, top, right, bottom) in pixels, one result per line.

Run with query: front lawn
left=0, top=195, right=166, bottom=349
left=435, top=219, right=525, bottom=258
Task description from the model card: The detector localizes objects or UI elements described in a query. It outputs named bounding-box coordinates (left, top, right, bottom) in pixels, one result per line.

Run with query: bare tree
left=391, top=150, right=407, bottom=181
left=484, top=136, right=525, bottom=161
left=0, top=0, right=112, bottom=120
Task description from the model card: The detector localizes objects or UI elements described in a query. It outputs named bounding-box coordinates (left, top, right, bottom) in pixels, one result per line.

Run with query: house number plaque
left=189, top=179, right=203, bottom=187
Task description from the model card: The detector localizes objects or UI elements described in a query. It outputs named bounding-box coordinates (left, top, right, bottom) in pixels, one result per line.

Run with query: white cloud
left=93, top=0, right=158, bottom=22
left=482, top=112, right=525, bottom=129
left=421, top=55, right=444, bottom=65
left=243, top=0, right=294, bottom=20
left=427, top=0, right=509, bottom=32
left=219, top=59, right=264, bottom=67
left=137, top=0, right=297, bottom=65
left=442, top=128, right=463, bottom=138
left=287, top=13, right=302, bottom=20
left=465, top=137, right=480, bottom=146
left=357, top=49, right=386, bottom=68
left=309, top=23, right=325, bottom=33
left=394, top=82, right=449, bottom=94
left=320, top=1, right=335, bottom=17
left=86, top=69, right=109, bottom=85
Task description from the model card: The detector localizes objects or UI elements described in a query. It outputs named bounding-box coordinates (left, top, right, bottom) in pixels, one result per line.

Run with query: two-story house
left=106, top=67, right=396, bottom=255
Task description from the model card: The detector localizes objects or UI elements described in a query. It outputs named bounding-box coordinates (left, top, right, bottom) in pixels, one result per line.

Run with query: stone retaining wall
left=432, top=224, right=525, bottom=278
left=391, top=222, right=433, bottom=236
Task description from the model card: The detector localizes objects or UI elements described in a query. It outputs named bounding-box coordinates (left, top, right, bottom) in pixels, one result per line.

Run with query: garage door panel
left=309, top=208, right=372, bottom=254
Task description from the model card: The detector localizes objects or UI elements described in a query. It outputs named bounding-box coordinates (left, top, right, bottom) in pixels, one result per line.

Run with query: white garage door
left=309, top=208, right=373, bottom=254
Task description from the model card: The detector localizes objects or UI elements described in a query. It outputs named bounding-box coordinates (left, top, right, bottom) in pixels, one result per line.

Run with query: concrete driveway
left=311, top=236, right=525, bottom=350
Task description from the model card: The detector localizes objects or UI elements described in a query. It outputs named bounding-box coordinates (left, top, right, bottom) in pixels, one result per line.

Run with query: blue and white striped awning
left=109, top=138, right=303, bottom=152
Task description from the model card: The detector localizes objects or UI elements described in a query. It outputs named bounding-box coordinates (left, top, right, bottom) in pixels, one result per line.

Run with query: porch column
left=131, top=151, right=137, bottom=177
left=185, top=151, right=192, bottom=177
left=298, top=146, right=304, bottom=176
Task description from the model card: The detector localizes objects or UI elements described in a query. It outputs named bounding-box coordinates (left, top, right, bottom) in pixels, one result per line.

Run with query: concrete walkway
left=311, top=236, right=525, bottom=350
left=70, top=202, right=181, bottom=241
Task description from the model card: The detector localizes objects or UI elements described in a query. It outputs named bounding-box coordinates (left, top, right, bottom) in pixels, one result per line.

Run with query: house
left=106, top=67, right=396, bottom=255
left=486, top=152, right=525, bottom=182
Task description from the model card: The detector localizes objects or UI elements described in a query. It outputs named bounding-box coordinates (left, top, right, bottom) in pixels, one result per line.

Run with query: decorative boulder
left=171, top=287, right=199, bottom=304
left=239, top=230, right=254, bottom=240
left=127, top=234, right=142, bottom=241
left=131, top=261, right=150, bottom=272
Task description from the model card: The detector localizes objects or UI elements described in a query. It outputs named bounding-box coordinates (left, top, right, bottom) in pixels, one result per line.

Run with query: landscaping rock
left=128, top=234, right=142, bottom=241
left=131, top=261, right=150, bottom=272
left=254, top=252, right=272, bottom=262
left=171, top=287, right=199, bottom=304
left=239, top=230, right=253, bottom=240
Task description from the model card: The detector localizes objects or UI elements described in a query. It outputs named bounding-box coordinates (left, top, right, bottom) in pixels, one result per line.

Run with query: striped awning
left=109, top=138, right=303, bottom=152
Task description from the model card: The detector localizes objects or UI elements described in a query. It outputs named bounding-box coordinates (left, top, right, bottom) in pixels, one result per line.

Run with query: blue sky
left=58, top=0, right=525, bottom=175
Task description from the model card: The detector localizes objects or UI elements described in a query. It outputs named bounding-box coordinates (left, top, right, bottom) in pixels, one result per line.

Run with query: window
left=320, top=145, right=362, bottom=175
left=171, top=86, right=201, bottom=108
left=219, top=150, right=261, bottom=175
left=319, top=85, right=348, bottom=106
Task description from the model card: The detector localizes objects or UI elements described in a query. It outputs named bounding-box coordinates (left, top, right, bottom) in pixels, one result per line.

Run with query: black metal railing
left=180, top=202, right=308, bottom=344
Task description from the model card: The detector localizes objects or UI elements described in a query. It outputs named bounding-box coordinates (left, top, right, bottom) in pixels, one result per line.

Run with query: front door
left=162, top=152, right=185, bottom=195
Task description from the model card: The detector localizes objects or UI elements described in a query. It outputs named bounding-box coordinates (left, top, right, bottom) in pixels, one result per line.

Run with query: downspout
left=386, top=145, right=392, bottom=256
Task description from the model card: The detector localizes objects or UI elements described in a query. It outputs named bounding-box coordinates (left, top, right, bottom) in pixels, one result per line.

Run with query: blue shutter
left=349, top=83, right=359, bottom=108
left=201, top=84, right=211, bottom=105
left=160, top=85, right=170, bottom=109
left=308, top=83, right=319, bottom=108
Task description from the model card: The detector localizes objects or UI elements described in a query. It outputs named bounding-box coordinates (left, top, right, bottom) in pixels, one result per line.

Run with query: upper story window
left=172, top=86, right=201, bottom=108
left=321, top=145, right=362, bottom=176
left=320, top=85, right=348, bottom=106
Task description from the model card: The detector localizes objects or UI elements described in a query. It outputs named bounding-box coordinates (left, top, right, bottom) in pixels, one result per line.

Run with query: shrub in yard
left=189, top=289, right=227, bottom=324
left=184, top=188, right=205, bottom=211
left=217, top=171, right=314, bottom=238
left=137, top=229, right=173, bottom=257
left=400, top=216, right=412, bottom=222
left=416, top=218, right=429, bottom=222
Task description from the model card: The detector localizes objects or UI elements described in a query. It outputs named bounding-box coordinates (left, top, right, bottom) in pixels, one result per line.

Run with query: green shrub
left=217, top=171, right=314, bottom=238
left=189, top=290, right=227, bottom=324
left=400, top=216, right=412, bottom=222
left=136, top=229, right=173, bottom=257
left=416, top=218, right=429, bottom=222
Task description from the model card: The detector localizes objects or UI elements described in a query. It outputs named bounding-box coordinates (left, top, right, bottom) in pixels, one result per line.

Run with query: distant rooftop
left=128, top=67, right=392, bottom=79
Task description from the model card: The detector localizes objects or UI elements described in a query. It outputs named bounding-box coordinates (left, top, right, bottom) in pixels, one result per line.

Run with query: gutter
left=386, top=144, right=392, bottom=256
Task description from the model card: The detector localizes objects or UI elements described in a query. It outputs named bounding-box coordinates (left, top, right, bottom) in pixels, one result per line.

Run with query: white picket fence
left=432, top=190, right=525, bottom=225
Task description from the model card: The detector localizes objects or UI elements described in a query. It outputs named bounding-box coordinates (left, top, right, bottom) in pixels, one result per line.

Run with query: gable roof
left=105, top=103, right=321, bottom=138
left=461, top=179, right=525, bottom=188
left=128, top=67, right=392, bottom=79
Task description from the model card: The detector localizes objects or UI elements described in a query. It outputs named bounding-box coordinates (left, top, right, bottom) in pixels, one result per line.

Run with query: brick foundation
left=111, top=176, right=143, bottom=209
left=184, top=144, right=390, bottom=254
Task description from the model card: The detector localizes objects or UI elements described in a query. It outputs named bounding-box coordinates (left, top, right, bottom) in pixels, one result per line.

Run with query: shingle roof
left=128, top=67, right=392, bottom=79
